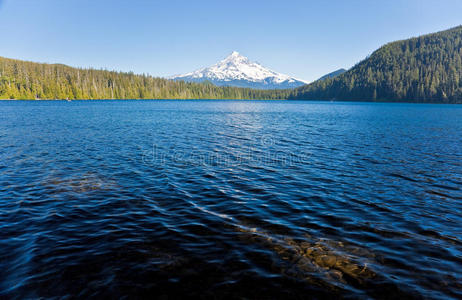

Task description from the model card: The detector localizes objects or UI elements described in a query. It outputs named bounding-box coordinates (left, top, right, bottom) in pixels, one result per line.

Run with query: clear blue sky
left=0, top=0, right=461, bottom=82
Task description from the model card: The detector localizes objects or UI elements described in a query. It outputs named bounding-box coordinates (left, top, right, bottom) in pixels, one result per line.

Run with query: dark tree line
left=290, top=26, right=462, bottom=103
left=0, top=57, right=289, bottom=100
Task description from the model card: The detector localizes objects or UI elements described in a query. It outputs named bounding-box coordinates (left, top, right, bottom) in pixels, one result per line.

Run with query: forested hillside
left=291, top=26, right=462, bottom=103
left=0, top=57, right=289, bottom=100
left=2, top=26, right=462, bottom=102
left=317, top=69, right=346, bottom=81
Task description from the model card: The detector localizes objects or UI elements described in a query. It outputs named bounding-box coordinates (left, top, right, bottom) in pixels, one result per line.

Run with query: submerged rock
left=234, top=223, right=377, bottom=288
left=45, top=172, right=118, bottom=193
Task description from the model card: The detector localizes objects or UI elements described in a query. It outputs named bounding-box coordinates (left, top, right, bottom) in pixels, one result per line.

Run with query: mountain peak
left=223, top=51, right=249, bottom=64
left=170, top=52, right=308, bottom=90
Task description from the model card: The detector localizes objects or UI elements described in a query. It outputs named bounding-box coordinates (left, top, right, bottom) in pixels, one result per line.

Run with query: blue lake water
left=0, top=100, right=461, bottom=298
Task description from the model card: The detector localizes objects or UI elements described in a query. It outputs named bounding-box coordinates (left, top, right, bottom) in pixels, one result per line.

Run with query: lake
left=1, top=100, right=461, bottom=298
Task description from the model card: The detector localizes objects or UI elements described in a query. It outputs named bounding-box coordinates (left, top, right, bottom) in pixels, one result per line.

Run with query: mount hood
left=170, top=51, right=307, bottom=90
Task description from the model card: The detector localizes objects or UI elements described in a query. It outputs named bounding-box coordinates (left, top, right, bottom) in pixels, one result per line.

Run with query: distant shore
left=1, top=98, right=462, bottom=104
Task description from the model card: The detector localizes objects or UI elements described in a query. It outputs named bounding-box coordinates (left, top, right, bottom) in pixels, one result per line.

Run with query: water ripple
left=1, top=100, right=462, bottom=298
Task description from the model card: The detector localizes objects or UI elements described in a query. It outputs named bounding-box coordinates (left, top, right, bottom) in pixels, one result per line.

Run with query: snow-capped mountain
left=169, top=51, right=308, bottom=90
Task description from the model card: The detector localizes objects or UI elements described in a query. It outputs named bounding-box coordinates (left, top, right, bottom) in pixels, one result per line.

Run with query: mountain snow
left=169, top=51, right=308, bottom=89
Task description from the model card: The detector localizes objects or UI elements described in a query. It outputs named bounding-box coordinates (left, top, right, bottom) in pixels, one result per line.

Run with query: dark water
left=1, top=100, right=461, bottom=299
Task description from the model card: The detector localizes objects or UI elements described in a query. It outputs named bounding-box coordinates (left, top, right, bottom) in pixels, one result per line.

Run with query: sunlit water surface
left=1, top=100, right=461, bottom=299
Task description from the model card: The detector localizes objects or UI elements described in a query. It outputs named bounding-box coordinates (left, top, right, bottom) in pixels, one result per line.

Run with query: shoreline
left=1, top=98, right=461, bottom=104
